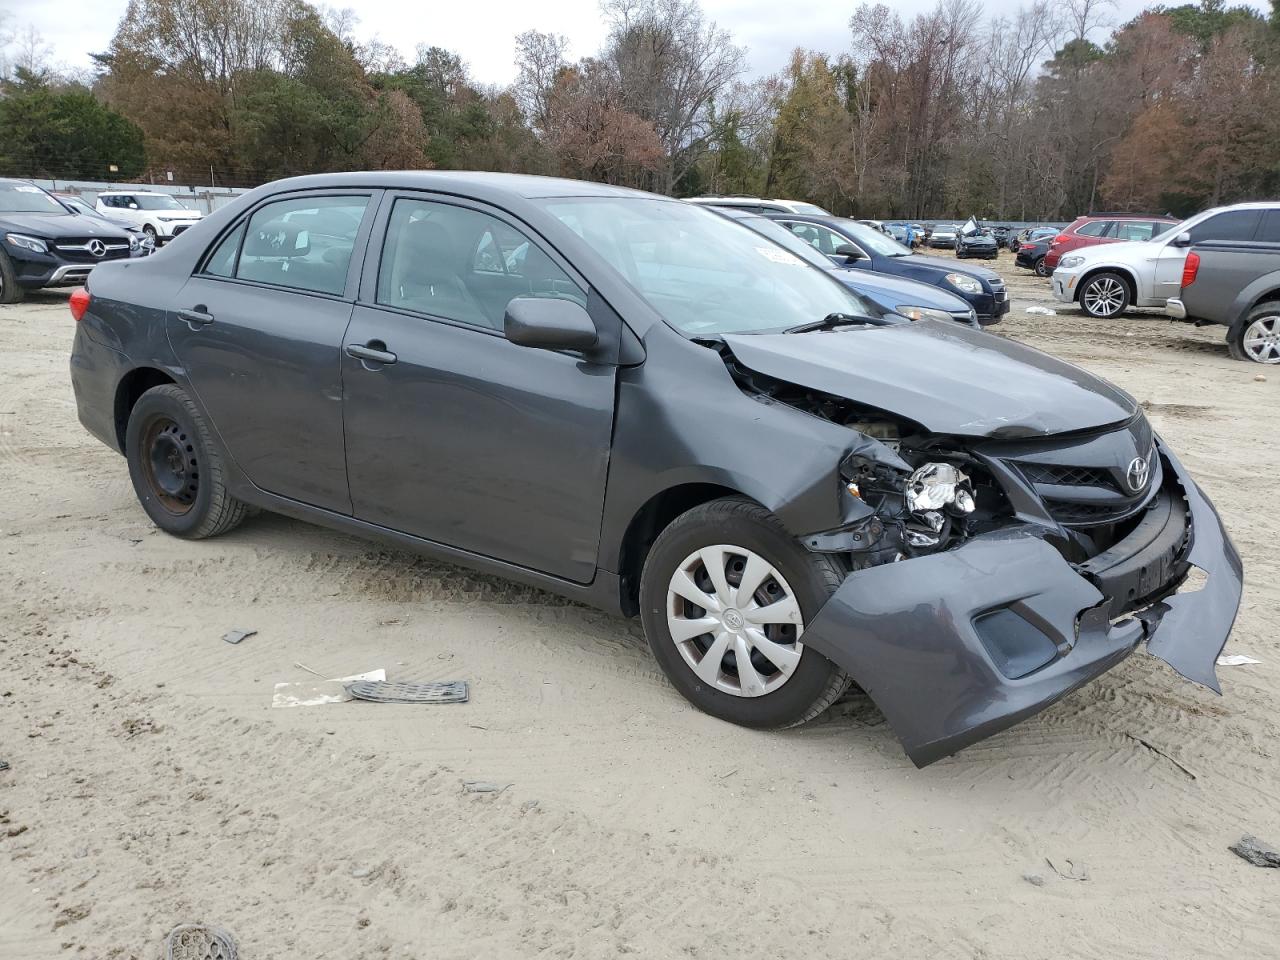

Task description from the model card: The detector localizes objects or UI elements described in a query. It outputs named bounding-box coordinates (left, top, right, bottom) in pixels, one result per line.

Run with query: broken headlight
left=903, top=463, right=976, bottom=546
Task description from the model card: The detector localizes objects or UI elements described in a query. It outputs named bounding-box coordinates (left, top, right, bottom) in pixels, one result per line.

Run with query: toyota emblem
left=1125, top=456, right=1150, bottom=493
left=87, top=239, right=106, bottom=258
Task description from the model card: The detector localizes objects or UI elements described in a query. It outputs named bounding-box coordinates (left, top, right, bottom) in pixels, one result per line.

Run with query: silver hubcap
left=1083, top=277, right=1125, bottom=316
left=1242, top=315, right=1280, bottom=364
left=666, top=545, right=804, bottom=698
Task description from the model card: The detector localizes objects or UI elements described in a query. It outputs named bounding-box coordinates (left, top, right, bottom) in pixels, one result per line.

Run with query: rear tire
left=125, top=384, right=250, bottom=539
left=0, top=248, right=25, bottom=304
left=639, top=497, right=850, bottom=729
left=1033, top=257, right=1049, bottom=278
left=1078, top=271, right=1130, bottom=318
left=1227, top=305, right=1280, bottom=364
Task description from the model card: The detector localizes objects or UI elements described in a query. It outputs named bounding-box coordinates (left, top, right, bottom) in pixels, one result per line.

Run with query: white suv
left=95, top=191, right=203, bottom=244
left=1051, top=203, right=1278, bottom=317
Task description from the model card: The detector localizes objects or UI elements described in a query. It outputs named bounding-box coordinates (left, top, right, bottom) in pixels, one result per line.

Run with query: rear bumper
left=1165, top=298, right=1187, bottom=320
left=801, top=440, right=1242, bottom=767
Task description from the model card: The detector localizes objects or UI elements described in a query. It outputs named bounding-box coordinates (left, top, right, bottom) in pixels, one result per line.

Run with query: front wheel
left=639, top=497, right=850, bottom=729
left=125, top=384, right=250, bottom=538
left=1078, top=272, right=1130, bottom=318
left=1228, top=306, right=1280, bottom=364
left=0, top=248, right=25, bottom=303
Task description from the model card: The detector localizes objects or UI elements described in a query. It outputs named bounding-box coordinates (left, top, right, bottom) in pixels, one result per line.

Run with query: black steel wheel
left=125, top=384, right=250, bottom=538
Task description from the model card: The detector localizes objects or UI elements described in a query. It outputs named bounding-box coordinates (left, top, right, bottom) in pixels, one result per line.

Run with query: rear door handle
left=346, top=341, right=398, bottom=365
left=178, top=306, right=214, bottom=328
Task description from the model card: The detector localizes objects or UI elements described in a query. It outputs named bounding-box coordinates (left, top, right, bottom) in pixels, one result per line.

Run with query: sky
left=4, top=0, right=1268, bottom=87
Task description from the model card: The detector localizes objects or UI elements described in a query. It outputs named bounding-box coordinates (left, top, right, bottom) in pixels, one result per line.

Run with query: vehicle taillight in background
left=69, top=287, right=91, bottom=322
left=1049, top=235, right=1064, bottom=246
left=1181, top=252, right=1200, bottom=289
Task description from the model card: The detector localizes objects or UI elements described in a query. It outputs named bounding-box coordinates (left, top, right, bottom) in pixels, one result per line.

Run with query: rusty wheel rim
left=142, top=416, right=198, bottom=515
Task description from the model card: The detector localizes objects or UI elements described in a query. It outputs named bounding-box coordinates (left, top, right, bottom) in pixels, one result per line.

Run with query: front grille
left=50, top=238, right=131, bottom=264
left=171, top=223, right=193, bottom=237
left=989, top=279, right=1008, bottom=302
left=1019, top=463, right=1120, bottom=491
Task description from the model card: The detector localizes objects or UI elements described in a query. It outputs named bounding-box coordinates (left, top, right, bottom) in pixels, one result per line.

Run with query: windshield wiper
left=783, top=312, right=868, bottom=335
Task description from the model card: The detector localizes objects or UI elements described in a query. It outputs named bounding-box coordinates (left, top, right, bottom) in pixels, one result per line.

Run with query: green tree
left=0, top=69, right=145, bottom=179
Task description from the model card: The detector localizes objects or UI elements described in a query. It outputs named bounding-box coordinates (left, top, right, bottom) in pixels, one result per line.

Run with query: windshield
left=834, top=219, right=912, bottom=257
left=0, top=181, right=67, bottom=214
left=785, top=202, right=831, bottom=216
left=536, top=197, right=871, bottom=336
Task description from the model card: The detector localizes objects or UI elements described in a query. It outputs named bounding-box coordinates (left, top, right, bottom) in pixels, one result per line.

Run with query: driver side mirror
left=1172, top=231, right=1191, bottom=247
left=834, top=243, right=864, bottom=262
left=504, top=297, right=598, bottom=352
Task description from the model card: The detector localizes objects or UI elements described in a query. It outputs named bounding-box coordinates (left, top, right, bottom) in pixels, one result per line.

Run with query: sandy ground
left=1, top=251, right=1278, bottom=959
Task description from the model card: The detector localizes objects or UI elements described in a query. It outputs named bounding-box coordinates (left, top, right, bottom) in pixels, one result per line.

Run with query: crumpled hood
left=723, top=320, right=1137, bottom=438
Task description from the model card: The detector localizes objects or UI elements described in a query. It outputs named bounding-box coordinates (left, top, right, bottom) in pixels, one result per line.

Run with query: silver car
left=1052, top=203, right=1279, bottom=318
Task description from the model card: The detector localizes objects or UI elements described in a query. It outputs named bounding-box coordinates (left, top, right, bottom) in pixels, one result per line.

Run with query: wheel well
left=1077, top=266, right=1136, bottom=304
left=1251, top=291, right=1280, bottom=311
left=616, top=483, right=742, bottom=617
left=114, top=367, right=176, bottom=449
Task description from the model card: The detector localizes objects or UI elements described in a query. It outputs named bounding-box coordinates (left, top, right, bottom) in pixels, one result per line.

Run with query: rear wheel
left=639, top=497, right=850, bottom=729
left=1228, top=306, right=1280, bottom=364
left=1078, top=272, right=1130, bottom=318
left=0, top=248, right=25, bottom=304
left=125, top=384, right=250, bottom=538
left=1033, top=256, right=1049, bottom=278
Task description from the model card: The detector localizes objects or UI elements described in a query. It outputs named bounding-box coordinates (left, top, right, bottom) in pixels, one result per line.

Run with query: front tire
left=125, top=384, right=250, bottom=538
left=1078, top=271, right=1130, bottom=318
left=639, top=497, right=850, bottom=729
left=1228, top=305, right=1280, bottom=364
left=0, top=248, right=25, bottom=304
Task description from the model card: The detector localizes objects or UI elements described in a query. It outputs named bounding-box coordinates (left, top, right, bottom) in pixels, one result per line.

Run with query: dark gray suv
left=69, top=172, right=1242, bottom=766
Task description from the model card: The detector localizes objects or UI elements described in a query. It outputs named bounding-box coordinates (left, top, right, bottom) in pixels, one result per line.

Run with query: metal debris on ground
left=1229, top=836, right=1280, bottom=868
left=0, top=760, right=9, bottom=771
left=345, top=679, right=469, bottom=704
left=1217, top=653, right=1262, bottom=666
left=271, top=669, right=386, bottom=708
left=462, top=780, right=510, bottom=794
left=222, top=629, right=256, bottom=645
left=165, top=924, right=238, bottom=960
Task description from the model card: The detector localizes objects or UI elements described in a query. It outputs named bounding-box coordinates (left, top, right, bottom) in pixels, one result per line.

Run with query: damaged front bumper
left=800, top=441, right=1243, bottom=767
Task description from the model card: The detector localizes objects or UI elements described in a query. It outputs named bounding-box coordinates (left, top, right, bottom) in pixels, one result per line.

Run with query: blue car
left=765, top=213, right=1010, bottom=325
left=712, top=208, right=978, bottom=327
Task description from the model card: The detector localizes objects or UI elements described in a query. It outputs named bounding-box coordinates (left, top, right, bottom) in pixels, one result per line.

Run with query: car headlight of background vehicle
left=5, top=233, right=48, bottom=254
left=1058, top=255, right=1086, bottom=269
left=945, top=273, right=983, bottom=295
left=897, top=305, right=954, bottom=323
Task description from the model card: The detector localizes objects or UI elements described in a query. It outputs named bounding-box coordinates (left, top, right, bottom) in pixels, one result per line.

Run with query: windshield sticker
left=755, top=246, right=804, bottom=266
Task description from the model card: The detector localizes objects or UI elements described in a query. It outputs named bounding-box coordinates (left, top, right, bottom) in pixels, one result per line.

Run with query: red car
left=1043, top=213, right=1179, bottom=271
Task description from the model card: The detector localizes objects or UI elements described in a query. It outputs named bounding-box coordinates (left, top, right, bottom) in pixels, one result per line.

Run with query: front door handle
left=178, top=305, right=214, bottom=328
left=346, top=341, right=397, bottom=365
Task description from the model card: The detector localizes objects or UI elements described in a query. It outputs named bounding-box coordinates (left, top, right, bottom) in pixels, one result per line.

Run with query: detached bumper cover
left=801, top=442, right=1242, bottom=767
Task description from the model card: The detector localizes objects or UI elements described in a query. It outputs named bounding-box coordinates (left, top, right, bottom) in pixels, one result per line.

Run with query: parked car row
left=0, top=178, right=204, bottom=303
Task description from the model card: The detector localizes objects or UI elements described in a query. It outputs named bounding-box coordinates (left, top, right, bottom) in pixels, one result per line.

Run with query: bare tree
left=514, top=30, right=570, bottom=132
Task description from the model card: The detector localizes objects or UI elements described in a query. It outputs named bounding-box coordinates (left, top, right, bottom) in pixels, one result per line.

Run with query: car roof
left=245, top=171, right=659, bottom=201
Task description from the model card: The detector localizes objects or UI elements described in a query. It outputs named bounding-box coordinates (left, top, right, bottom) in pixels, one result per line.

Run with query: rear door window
left=1256, top=211, right=1280, bottom=243
left=1188, top=209, right=1263, bottom=243
left=1075, top=221, right=1110, bottom=238
left=235, top=195, right=369, bottom=296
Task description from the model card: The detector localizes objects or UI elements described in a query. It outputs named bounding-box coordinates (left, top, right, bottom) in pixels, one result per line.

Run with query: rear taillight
left=1050, top=235, right=1065, bottom=247
left=1181, top=251, right=1200, bottom=288
left=69, top=287, right=91, bottom=322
